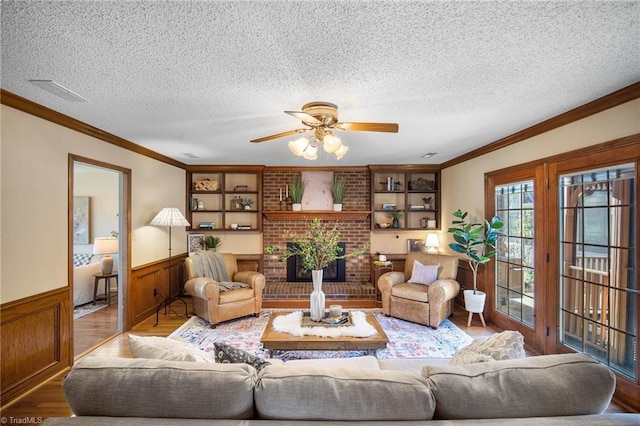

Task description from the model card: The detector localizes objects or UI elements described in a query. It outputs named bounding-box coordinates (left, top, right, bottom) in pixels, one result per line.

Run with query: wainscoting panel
left=0, top=288, right=71, bottom=405
left=129, top=254, right=187, bottom=327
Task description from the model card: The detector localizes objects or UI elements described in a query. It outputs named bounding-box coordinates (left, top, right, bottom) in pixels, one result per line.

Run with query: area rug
left=169, top=309, right=473, bottom=360
left=73, top=301, right=108, bottom=320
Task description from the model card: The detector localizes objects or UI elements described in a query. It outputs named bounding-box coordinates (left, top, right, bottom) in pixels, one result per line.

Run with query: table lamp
left=93, top=237, right=119, bottom=274
left=425, top=233, right=440, bottom=254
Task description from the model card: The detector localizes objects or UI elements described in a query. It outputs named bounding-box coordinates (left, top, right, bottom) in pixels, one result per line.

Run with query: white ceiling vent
left=28, top=80, right=89, bottom=102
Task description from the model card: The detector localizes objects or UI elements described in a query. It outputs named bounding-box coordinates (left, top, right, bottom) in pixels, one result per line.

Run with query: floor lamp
left=150, top=207, right=191, bottom=327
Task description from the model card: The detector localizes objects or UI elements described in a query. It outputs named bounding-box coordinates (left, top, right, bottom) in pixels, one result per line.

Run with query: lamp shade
left=150, top=207, right=190, bottom=227
left=426, top=233, right=440, bottom=254
left=93, top=237, right=119, bottom=255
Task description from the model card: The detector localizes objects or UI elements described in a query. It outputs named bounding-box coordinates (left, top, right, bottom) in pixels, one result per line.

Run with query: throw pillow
left=214, top=342, right=271, bottom=372
left=128, top=334, right=215, bottom=363
left=408, top=260, right=439, bottom=285
left=450, top=330, right=525, bottom=365
left=73, top=253, right=93, bottom=267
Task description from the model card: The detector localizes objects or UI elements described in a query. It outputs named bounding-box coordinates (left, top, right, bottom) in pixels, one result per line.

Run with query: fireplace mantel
left=262, top=210, right=371, bottom=221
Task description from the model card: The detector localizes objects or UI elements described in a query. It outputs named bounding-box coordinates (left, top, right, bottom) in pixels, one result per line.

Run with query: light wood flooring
left=1, top=299, right=628, bottom=422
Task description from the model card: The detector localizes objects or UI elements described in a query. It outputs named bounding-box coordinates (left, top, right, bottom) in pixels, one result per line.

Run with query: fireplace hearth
left=286, top=242, right=347, bottom=282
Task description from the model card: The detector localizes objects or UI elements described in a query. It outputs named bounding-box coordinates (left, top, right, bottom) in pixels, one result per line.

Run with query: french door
left=486, top=166, right=547, bottom=352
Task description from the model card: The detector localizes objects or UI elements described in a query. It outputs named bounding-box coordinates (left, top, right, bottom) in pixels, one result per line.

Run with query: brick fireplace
left=262, top=218, right=370, bottom=283
left=261, top=169, right=375, bottom=302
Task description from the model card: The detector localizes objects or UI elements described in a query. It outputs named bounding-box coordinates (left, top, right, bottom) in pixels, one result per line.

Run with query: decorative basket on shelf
left=194, top=179, right=219, bottom=191
left=408, top=178, right=434, bottom=191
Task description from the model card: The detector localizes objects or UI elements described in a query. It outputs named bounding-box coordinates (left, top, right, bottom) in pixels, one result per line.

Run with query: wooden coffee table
left=260, top=311, right=389, bottom=357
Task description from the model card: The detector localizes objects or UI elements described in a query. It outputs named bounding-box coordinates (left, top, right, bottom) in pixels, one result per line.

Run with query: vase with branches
left=283, top=218, right=369, bottom=320
left=204, top=235, right=222, bottom=251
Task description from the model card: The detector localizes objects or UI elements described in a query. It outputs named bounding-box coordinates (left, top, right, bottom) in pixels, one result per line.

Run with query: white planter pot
left=333, top=203, right=343, bottom=211
left=292, top=203, right=302, bottom=211
left=463, top=289, right=486, bottom=313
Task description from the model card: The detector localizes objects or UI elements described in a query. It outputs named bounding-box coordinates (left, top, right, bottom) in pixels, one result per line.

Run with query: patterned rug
left=169, top=309, right=472, bottom=360
left=73, top=301, right=108, bottom=320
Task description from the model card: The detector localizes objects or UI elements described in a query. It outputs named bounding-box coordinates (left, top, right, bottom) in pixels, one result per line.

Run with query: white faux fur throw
left=271, top=311, right=377, bottom=338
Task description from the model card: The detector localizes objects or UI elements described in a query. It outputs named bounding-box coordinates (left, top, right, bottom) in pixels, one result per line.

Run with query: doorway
left=69, top=155, right=131, bottom=358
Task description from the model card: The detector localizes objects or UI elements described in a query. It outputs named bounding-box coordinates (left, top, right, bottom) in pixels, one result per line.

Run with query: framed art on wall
left=73, top=196, right=90, bottom=244
left=407, top=238, right=426, bottom=253
left=188, top=233, right=205, bottom=256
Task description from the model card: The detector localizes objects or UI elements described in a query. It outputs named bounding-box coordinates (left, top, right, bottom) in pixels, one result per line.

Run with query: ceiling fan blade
left=284, top=110, right=322, bottom=126
left=250, top=129, right=304, bottom=143
left=338, top=122, right=399, bottom=133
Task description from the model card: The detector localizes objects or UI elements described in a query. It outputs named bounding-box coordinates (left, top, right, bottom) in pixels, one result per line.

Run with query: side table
left=93, top=272, right=118, bottom=306
left=372, top=261, right=393, bottom=302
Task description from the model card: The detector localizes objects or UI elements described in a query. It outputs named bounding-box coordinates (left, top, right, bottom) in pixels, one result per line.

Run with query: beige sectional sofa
left=44, top=353, right=640, bottom=425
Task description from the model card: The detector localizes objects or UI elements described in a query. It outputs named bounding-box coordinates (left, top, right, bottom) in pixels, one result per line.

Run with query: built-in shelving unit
left=369, top=165, right=441, bottom=231
left=185, top=165, right=264, bottom=232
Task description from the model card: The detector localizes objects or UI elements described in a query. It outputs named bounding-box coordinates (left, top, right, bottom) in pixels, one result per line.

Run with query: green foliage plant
left=447, top=209, right=504, bottom=294
left=330, top=177, right=347, bottom=204
left=283, top=218, right=369, bottom=273
left=288, top=175, right=306, bottom=203
left=204, top=235, right=222, bottom=250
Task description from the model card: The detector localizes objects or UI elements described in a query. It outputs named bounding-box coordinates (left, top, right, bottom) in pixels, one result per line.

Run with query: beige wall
left=0, top=105, right=187, bottom=304
left=439, top=99, right=640, bottom=252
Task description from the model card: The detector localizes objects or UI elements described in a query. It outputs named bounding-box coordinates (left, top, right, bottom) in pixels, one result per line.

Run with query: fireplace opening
left=286, top=242, right=346, bottom=282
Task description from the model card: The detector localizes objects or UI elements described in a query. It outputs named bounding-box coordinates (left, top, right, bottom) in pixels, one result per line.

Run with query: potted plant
left=240, top=198, right=253, bottom=210
left=204, top=235, right=222, bottom=251
left=283, top=218, right=369, bottom=321
left=386, top=210, right=404, bottom=228
left=288, top=175, right=305, bottom=211
left=447, top=209, right=503, bottom=315
left=330, top=176, right=347, bottom=211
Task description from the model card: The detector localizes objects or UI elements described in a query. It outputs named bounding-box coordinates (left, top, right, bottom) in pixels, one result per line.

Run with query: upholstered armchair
left=378, top=253, right=459, bottom=329
left=184, top=252, right=265, bottom=328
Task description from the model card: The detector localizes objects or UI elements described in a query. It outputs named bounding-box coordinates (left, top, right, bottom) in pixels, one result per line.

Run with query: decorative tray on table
left=301, top=312, right=352, bottom=327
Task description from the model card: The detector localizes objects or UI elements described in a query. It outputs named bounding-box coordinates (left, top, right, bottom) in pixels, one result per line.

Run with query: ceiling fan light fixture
left=288, top=137, right=308, bottom=156
left=334, top=144, right=348, bottom=160
left=322, top=133, right=342, bottom=153
left=302, top=144, right=318, bottom=160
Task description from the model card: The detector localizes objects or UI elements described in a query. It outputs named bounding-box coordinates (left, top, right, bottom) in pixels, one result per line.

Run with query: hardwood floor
left=74, top=302, right=119, bottom=357
left=0, top=299, right=629, bottom=422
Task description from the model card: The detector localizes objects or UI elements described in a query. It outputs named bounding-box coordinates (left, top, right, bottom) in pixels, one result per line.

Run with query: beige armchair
left=184, top=253, right=265, bottom=328
left=378, top=253, right=459, bottom=329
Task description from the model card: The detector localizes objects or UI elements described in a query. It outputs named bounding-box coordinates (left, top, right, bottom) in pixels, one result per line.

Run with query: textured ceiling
left=2, top=1, right=639, bottom=166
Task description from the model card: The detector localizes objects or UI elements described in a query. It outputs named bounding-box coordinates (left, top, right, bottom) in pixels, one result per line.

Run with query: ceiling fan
left=250, top=101, right=399, bottom=160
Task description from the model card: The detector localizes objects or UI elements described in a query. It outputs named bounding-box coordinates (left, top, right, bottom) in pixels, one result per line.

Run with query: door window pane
left=559, top=163, right=636, bottom=379
left=495, top=181, right=535, bottom=327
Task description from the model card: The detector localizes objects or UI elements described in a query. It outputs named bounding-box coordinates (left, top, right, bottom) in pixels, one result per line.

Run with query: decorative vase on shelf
left=292, top=203, right=302, bottom=211
left=392, top=217, right=399, bottom=228
left=333, top=203, right=343, bottom=212
left=310, top=269, right=325, bottom=321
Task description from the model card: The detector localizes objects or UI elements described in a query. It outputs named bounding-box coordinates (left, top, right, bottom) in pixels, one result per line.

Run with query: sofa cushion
left=63, top=357, right=256, bottom=419
left=450, top=330, right=525, bottom=365
left=128, top=334, right=215, bottom=363
left=422, top=353, right=616, bottom=419
left=408, top=260, right=439, bottom=285
left=255, top=365, right=435, bottom=421
left=214, top=342, right=271, bottom=372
